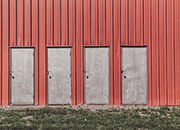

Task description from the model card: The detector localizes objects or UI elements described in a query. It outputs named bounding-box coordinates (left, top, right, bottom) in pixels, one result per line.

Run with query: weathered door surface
left=47, top=48, right=71, bottom=104
left=10, top=48, right=34, bottom=104
left=122, top=47, right=147, bottom=104
left=84, top=47, right=109, bottom=104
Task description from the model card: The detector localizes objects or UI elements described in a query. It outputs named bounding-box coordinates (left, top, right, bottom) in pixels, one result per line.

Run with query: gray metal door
left=10, top=48, right=34, bottom=104
left=84, top=47, right=109, bottom=104
left=122, top=47, right=147, bottom=104
left=47, top=48, right=71, bottom=104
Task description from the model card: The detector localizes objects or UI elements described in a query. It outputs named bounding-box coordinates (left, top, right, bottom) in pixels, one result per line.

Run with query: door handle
left=9, top=71, right=14, bottom=75
left=9, top=71, right=15, bottom=79
left=46, top=71, right=52, bottom=79
left=46, top=70, right=50, bottom=75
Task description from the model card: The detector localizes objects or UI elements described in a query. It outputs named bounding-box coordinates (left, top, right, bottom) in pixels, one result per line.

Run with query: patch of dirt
left=22, top=116, right=33, bottom=120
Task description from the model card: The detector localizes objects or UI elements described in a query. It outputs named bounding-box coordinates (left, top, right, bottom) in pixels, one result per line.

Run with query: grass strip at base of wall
left=0, top=106, right=179, bottom=129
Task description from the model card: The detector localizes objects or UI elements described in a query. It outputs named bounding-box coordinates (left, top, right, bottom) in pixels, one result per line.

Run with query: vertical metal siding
left=39, top=0, right=46, bottom=105
left=0, top=0, right=2, bottom=105
left=76, top=0, right=83, bottom=105
left=144, top=0, right=151, bottom=105
left=159, top=0, right=166, bottom=105
left=54, top=0, right=60, bottom=46
left=175, top=0, right=180, bottom=105
left=151, top=0, right=159, bottom=105
left=32, top=0, right=39, bottom=105
left=167, top=0, right=175, bottom=105
left=106, top=0, right=113, bottom=105
left=113, top=0, right=121, bottom=105
left=2, top=0, right=9, bottom=105
left=0, top=0, right=180, bottom=105
left=69, top=0, right=76, bottom=104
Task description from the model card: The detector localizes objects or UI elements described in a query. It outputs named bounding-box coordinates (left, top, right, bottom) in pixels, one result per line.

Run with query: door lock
left=49, top=76, right=52, bottom=79
left=86, top=76, right=89, bottom=79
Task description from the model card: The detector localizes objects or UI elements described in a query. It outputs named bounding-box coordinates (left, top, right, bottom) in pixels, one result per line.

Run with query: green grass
left=0, top=106, right=180, bottom=129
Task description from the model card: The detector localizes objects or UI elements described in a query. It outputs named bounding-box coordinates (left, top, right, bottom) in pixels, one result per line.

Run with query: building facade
left=0, top=0, right=179, bottom=105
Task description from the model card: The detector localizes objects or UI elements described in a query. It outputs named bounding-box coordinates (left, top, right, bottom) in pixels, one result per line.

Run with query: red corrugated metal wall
left=0, top=0, right=180, bottom=105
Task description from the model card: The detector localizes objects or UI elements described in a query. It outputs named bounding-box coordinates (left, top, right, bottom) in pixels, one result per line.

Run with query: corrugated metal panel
left=2, top=0, right=9, bottom=105
left=0, top=0, right=180, bottom=105
left=167, top=0, right=176, bottom=105
left=113, top=0, right=121, bottom=105
left=32, top=0, right=39, bottom=105
left=144, top=0, right=151, bottom=105
left=106, top=0, right=113, bottom=105
left=159, top=0, right=167, bottom=105
left=0, top=0, right=2, bottom=105
left=175, top=0, right=180, bottom=105
left=76, top=0, right=83, bottom=105
left=151, top=0, right=159, bottom=105
left=69, top=0, right=76, bottom=105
